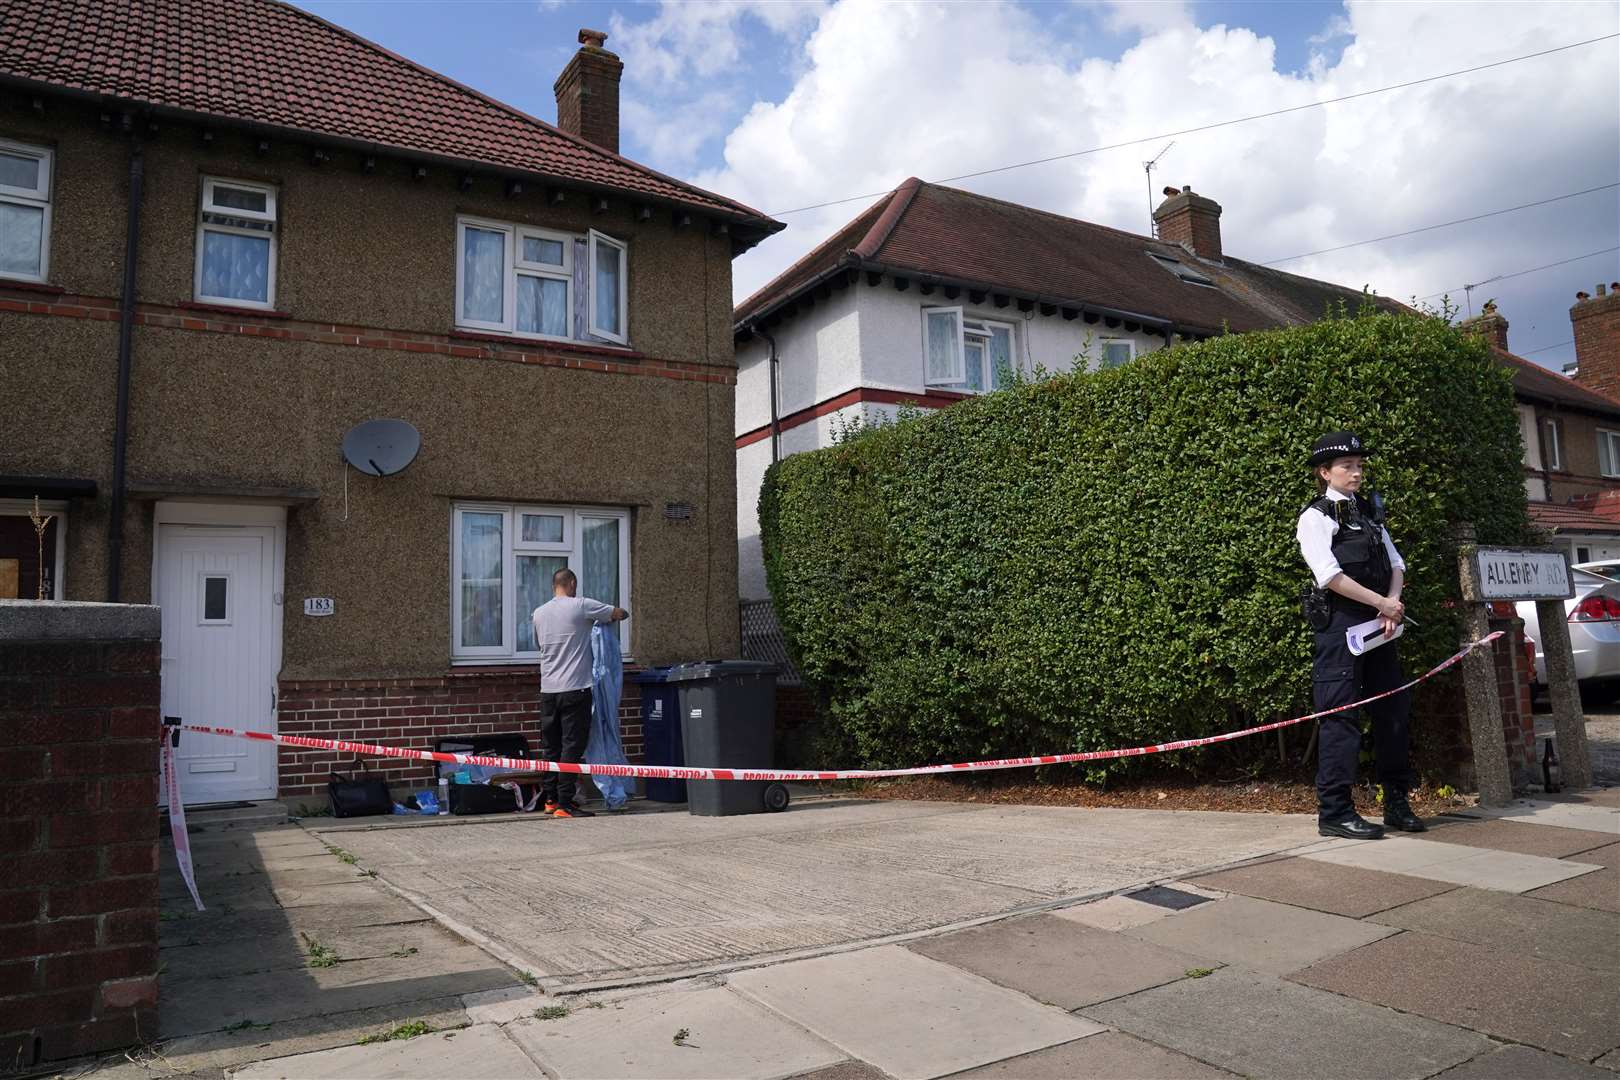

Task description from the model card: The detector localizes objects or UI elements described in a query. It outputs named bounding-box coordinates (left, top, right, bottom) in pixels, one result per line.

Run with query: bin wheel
left=763, top=783, right=791, bottom=812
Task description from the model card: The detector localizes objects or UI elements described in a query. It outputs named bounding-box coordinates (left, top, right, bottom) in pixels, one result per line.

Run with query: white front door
left=157, top=522, right=279, bottom=803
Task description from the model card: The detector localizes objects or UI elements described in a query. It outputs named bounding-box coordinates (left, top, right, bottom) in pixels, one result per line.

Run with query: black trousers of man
left=539, top=687, right=592, bottom=808
left=1312, top=606, right=1411, bottom=822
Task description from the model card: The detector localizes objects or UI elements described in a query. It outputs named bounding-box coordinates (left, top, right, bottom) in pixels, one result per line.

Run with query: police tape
left=168, top=631, right=1503, bottom=784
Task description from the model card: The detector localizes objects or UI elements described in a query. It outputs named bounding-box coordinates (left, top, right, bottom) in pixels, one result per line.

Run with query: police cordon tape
left=169, top=631, right=1503, bottom=785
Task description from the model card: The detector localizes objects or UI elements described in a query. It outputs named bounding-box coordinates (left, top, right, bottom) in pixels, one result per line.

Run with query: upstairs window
left=1542, top=417, right=1564, bottom=471
left=195, top=177, right=278, bottom=308
left=923, top=308, right=1017, bottom=392
left=0, top=139, right=52, bottom=283
left=1598, top=429, right=1620, bottom=478
left=456, top=216, right=628, bottom=345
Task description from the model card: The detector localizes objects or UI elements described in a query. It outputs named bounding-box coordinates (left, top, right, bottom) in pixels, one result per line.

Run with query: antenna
left=1144, top=141, right=1175, bottom=236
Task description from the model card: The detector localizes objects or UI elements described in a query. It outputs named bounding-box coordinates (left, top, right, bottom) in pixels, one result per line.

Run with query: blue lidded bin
left=632, top=667, right=685, bottom=802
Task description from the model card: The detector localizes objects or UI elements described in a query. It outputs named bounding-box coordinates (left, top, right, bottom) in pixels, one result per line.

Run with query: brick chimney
left=1570, top=282, right=1620, bottom=399
left=1459, top=299, right=1510, bottom=352
left=1153, top=185, right=1223, bottom=262
left=554, top=28, right=623, bottom=153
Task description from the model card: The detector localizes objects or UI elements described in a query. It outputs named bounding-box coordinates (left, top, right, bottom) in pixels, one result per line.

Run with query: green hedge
left=759, top=311, right=1532, bottom=773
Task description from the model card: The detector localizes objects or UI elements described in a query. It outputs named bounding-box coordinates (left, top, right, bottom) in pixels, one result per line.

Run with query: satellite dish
left=341, top=419, right=421, bottom=477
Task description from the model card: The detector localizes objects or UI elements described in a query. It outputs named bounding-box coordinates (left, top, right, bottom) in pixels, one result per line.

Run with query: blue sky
left=295, top=1, right=1619, bottom=370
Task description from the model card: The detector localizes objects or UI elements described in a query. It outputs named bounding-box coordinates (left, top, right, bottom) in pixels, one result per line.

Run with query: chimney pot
left=554, top=28, right=624, bottom=153
left=1162, top=186, right=1178, bottom=197
left=1600, top=283, right=1610, bottom=297
left=1577, top=291, right=1590, bottom=301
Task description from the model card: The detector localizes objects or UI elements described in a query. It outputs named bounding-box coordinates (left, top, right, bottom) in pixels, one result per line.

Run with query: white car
left=1517, top=567, right=1620, bottom=693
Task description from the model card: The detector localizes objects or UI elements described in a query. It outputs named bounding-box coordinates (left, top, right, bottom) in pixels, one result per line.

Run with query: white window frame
left=923, top=306, right=967, bottom=387
left=451, top=502, right=632, bottom=664
left=587, top=228, right=629, bottom=344
left=1599, top=428, right=1620, bottom=479
left=1543, top=417, right=1563, bottom=471
left=0, top=138, right=53, bottom=284
left=1099, top=338, right=1136, bottom=369
left=0, top=498, right=66, bottom=599
left=194, top=176, right=278, bottom=310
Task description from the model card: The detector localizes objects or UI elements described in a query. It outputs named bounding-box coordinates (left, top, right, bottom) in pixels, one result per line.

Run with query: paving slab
left=164, top=920, right=470, bottom=982
left=1186, top=855, right=1455, bottom=917
left=1302, top=836, right=1603, bottom=892
left=1415, top=816, right=1618, bottom=858
left=1527, top=865, right=1620, bottom=912
left=728, top=944, right=1102, bottom=1080
left=787, top=1063, right=892, bottom=1080
left=953, top=1031, right=1235, bottom=1078
left=1292, top=930, right=1620, bottom=1059
left=231, top=1022, right=542, bottom=1079
left=505, top=985, right=845, bottom=1080
left=1433, top=1044, right=1620, bottom=1080
left=309, top=802, right=1321, bottom=989
left=1123, top=895, right=1396, bottom=974
left=1369, top=887, right=1620, bottom=971
left=1475, top=798, right=1620, bottom=833
left=1052, top=894, right=1177, bottom=931
left=906, top=913, right=1213, bottom=1009
left=1597, top=1046, right=1620, bottom=1071
left=1084, top=967, right=1490, bottom=1080
left=159, top=898, right=430, bottom=948
left=1571, top=841, right=1620, bottom=867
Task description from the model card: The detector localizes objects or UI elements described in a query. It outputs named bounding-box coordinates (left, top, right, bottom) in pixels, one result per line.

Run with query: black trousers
left=539, top=687, right=592, bottom=807
left=1312, top=607, right=1411, bottom=822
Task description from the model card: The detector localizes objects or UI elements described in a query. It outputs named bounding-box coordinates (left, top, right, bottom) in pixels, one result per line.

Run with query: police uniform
left=1297, top=432, right=1425, bottom=839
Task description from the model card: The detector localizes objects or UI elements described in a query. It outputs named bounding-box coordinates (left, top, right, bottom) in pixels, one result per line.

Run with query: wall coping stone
left=0, top=600, right=161, bottom=641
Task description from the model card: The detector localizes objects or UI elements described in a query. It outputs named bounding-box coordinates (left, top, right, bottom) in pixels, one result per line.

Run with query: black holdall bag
left=328, top=763, right=392, bottom=818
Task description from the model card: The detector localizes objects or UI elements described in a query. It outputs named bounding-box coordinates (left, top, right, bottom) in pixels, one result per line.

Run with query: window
left=1542, top=418, right=1563, bottom=471
left=1599, top=429, right=1620, bottom=478
left=0, top=139, right=52, bottom=283
left=0, top=499, right=66, bottom=600
left=200, top=574, right=231, bottom=624
left=1148, top=251, right=1216, bottom=288
left=1099, top=338, right=1135, bottom=369
left=451, top=503, right=631, bottom=661
left=456, top=217, right=627, bottom=345
left=195, top=177, right=277, bottom=308
left=923, top=309, right=1017, bottom=392
left=588, top=228, right=628, bottom=344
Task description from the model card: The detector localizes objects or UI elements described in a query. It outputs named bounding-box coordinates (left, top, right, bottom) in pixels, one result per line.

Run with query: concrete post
left=1457, top=536, right=1514, bottom=806
left=1536, top=599, right=1593, bottom=789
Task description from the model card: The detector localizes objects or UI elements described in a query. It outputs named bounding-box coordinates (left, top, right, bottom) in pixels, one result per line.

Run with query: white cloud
left=694, top=0, right=1618, bottom=366
left=609, top=0, right=826, bottom=86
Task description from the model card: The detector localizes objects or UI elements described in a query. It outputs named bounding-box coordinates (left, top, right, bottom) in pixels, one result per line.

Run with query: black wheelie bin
left=665, top=660, right=788, bottom=816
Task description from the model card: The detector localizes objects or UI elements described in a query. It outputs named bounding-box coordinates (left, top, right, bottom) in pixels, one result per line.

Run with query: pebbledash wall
left=0, top=98, right=744, bottom=799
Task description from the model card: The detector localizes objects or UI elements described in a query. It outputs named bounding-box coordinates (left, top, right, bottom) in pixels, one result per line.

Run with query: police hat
left=1308, top=431, right=1371, bottom=468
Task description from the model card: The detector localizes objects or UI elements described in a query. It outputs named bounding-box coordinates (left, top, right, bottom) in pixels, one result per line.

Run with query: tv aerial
left=1143, top=141, right=1175, bottom=237
left=339, top=419, right=421, bottom=519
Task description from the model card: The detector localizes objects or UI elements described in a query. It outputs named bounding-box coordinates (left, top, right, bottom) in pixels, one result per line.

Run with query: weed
left=359, top=869, right=377, bottom=877
left=1436, top=784, right=1456, bottom=799
left=293, top=802, right=333, bottom=818
left=673, top=1027, right=694, bottom=1047
left=328, top=847, right=359, bottom=865
left=516, top=970, right=538, bottom=987
left=534, top=1005, right=569, bottom=1021
left=301, top=932, right=341, bottom=969
left=387, top=946, right=419, bottom=959
left=584, top=1001, right=605, bottom=1010
left=224, top=1019, right=271, bottom=1032
left=1184, top=967, right=1216, bottom=979
left=357, top=1021, right=432, bottom=1045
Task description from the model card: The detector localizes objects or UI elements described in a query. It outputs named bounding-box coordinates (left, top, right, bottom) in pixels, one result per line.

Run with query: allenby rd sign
left=1469, top=547, right=1574, bottom=602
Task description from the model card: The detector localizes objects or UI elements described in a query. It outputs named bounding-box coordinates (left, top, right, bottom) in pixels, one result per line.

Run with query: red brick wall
left=0, top=623, right=161, bottom=1070
left=1414, top=614, right=1535, bottom=790
left=276, top=667, right=644, bottom=801
left=553, top=47, right=623, bottom=154
left=1571, top=287, right=1620, bottom=400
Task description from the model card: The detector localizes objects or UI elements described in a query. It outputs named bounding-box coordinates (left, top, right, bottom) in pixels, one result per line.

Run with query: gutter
left=108, top=121, right=143, bottom=602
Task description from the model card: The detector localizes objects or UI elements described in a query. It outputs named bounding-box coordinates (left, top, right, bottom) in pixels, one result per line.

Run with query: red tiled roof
left=1527, top=501, right=1620, bottom=535
left=0, top=0, right=779, bottom=233
left=736, top=178, right=1399, bottom=331
left=1493, top=346, right=1620, bottom=415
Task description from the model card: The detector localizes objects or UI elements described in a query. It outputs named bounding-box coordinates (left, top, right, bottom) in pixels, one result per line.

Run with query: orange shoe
left=553, top=804, right=595, bottom=818
left=543, top=801, right=559, bottom=814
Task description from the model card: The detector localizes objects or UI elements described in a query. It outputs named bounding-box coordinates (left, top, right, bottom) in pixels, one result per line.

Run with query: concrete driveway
left=307, top=798, right=1322, bottom=992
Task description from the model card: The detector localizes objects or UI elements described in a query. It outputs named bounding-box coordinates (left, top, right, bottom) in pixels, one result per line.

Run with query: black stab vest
left=1308, top=493, right=1393, bottom=617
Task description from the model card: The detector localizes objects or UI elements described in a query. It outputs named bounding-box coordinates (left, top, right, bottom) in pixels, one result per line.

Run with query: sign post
left=1458, top=543, right=1590, bottom=804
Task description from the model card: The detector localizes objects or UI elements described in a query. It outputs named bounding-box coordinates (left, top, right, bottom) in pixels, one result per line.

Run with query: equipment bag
left=328, top=766, right=392, bottom=818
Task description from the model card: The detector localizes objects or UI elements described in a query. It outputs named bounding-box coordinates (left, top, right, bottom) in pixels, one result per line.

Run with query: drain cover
left=1126, top=885, right=1212, bottom=910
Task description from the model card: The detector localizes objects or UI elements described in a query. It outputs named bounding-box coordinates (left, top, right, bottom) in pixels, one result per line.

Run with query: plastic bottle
left=438, top=776, right=451, bottom=814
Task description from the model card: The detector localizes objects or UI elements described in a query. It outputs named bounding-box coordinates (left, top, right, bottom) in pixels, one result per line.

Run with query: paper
left=1347, top=616, right=1404, bottom=656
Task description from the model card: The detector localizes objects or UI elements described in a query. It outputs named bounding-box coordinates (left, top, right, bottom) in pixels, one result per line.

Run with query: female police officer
left=1297, top=432, right=1425, bottom=839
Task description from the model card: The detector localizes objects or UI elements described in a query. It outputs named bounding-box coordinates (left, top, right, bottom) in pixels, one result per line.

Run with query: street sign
left=1469, top=548, right=1573, bottom=602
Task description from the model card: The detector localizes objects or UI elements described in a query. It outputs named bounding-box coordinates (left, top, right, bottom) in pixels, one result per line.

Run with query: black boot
left=1319, top=815, right=1385, bottom=840
left=1383, top=793, right=1426, bottom=833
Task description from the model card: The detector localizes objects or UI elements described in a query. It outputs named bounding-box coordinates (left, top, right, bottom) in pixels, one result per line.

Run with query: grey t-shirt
left=532, top=596, right=616, bottom=692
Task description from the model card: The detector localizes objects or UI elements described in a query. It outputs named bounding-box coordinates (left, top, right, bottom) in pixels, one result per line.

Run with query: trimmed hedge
left=759, top=311, right=1532, bottom=773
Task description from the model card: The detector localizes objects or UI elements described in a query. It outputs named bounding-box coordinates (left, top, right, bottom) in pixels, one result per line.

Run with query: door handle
left=271, top=686, right=277, bottom=713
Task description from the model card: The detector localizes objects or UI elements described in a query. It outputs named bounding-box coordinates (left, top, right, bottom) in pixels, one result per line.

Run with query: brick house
left=0, top=1, right=782, bottom=803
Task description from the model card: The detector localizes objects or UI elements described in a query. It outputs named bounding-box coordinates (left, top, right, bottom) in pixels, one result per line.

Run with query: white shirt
left=1296, top=487, right=1406, bottom=590
left=532, top=595, right=617, bottom=693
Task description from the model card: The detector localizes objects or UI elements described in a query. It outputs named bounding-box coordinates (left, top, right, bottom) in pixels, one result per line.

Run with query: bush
left=759, top=311, right=1531, bottom=773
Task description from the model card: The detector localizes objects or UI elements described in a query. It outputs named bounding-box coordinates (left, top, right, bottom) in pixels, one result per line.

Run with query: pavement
left=51, top=784, right=1620, bottom=1080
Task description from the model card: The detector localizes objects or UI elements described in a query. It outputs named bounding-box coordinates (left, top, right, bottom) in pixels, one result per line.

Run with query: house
left=731, top=178, right=1408, bottom=601
left=0, top=1, right=782, bottom=803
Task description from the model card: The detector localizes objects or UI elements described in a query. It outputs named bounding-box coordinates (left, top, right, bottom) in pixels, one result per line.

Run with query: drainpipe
left=756, top=324, right=781, bottom=463
left=108, top=124, right=143, bottom=602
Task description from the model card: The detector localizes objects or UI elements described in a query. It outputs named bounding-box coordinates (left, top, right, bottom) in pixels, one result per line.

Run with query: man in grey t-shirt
left=531, top=568, right=627, bottom=817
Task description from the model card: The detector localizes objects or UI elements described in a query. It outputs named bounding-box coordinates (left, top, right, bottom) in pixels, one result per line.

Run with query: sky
left=296, top=0, right=1620, bottom=370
